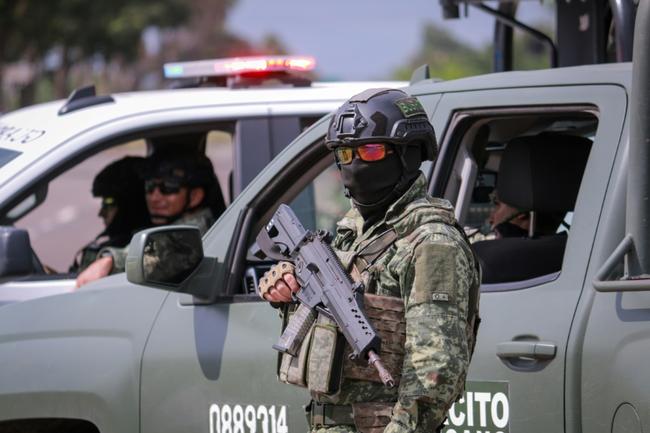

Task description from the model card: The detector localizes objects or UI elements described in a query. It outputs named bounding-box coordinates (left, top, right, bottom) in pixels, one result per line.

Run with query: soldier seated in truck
left=472, top=133, right=592, bottom=283
left=70, top=156, right=150, bottom=273
left=470, top=185, right=565, bottom=243
left=75, top=152, right=225, bottom=287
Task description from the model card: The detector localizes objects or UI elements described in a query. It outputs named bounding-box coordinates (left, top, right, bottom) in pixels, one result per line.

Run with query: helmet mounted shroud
left=325, top=88, right=438, bottom=162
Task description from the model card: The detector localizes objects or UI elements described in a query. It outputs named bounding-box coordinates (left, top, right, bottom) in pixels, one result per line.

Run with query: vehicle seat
left=472, top=133, right=592, bottom=284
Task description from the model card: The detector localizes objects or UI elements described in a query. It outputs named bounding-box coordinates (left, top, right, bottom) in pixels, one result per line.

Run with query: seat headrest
left=497, top=133, right=592, bottom=213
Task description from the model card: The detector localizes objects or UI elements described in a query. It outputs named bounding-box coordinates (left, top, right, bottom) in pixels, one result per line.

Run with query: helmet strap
left=391, top=144, right=419, bottom=197
left=184, top=191, right=193, bottom=212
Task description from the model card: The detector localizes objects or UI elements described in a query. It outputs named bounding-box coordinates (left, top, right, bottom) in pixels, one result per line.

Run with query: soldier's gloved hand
left=258, top=261, right=300, bottom=303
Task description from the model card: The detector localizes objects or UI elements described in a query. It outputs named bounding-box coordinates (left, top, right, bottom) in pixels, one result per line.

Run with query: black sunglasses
left=144, top=179, right=183, bottom=195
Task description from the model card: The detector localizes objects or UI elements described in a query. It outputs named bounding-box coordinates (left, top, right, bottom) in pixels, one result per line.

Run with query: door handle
left=496, top=341, right=556, bottom=361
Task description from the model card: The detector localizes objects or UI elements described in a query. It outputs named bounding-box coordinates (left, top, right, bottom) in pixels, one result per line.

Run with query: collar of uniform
left=175, top=206, right=215, bottom=235
left=384, top=172, right=429, bottom=221
left=369, top=172, right=456, bottom=241
left=335, top=207, right=364, bottom=238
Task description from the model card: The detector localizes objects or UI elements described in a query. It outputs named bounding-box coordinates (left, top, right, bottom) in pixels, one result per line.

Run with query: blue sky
left=226, top=1, right=553, bottom=81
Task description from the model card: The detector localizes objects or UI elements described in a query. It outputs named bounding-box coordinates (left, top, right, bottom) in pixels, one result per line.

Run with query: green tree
left=0, top=0, right=191, bottom=108
left=394, top=23, right=552, bottom=81
left=1, top=0, right=289, bottom=110
left=0, top=0, right=57, bottom=108
left=46, top=0, right=190, bottom=97
left=393, top=25, right=491, bottom=81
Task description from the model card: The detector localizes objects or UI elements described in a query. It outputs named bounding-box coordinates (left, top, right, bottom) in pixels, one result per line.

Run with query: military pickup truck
left=2, top=4, right=650, bottom=433
left=0, top=55, right=403, bottom=301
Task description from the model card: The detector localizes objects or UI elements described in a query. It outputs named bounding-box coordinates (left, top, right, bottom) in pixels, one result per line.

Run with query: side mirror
left=0, top=227, right=36, bottom=277
left=126, top=226, right=204, bottom=287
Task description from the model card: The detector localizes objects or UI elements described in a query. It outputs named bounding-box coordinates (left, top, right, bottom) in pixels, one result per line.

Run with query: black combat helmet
left=93, top=156, right=144, bottom=201
left=91, top=156, right=150, bottom=243
left=145, top=153, right=215, bottom=188
left=325, top=88, right=437, bottom=161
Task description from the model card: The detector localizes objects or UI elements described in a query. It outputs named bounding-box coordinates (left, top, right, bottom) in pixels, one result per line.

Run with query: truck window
left=205, top=130, right=235, bottom=204
left=13, top=126, right=234, bottom=274
left=289, top=159, right=346, bottom=233
left=440, top=108, right=598, bottom=288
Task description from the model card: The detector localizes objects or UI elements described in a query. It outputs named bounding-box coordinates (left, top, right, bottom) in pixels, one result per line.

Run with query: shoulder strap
left=352, top=228, right=398, bottom=271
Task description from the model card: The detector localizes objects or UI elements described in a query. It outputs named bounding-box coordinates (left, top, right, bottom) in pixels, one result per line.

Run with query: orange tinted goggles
left=334, top=143, right=394, bottom=165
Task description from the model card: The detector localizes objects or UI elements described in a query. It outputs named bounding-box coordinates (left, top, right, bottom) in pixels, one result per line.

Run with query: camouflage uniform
left=98, top=206, right=215, bottom=273
left=73, top=241, right=111, bottom=273
left=312, top=173, right=480, bottom=433
left=464, top=228, right=497, bottom=244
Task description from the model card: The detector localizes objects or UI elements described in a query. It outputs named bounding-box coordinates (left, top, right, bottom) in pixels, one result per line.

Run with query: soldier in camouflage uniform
left=76, top=153, right=224, bottom=287
left=260, top=89, right=481, bottom=433
left=70, top=156, right=149, bottom=272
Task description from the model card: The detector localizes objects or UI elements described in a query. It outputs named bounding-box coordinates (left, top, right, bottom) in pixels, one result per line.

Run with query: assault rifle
left=253, top=204, right=395, bottom=388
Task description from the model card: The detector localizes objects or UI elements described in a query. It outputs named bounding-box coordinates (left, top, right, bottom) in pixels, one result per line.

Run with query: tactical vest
left=277, top=293, right=406, bottom=393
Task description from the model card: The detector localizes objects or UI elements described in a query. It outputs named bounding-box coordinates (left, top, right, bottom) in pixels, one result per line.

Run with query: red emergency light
left=221, top=56, right=315, bottom=74
left=164, top=56, right=316, bottom=80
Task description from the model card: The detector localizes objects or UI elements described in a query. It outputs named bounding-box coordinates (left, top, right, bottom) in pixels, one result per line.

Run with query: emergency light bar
left=163, top=56, right=316, bottom=80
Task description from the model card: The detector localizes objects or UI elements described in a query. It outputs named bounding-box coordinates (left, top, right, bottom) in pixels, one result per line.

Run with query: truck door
left=138, top=118, right=351, bottom=433
left=577, top=115, right=649, bottom=431
left=425, top=84, right=626, bottom=433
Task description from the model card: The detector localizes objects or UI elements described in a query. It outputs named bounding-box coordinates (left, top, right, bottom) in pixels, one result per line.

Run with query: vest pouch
left=306, top=314, right=345, bottom=395
left=277, top=307, right=314, bottom=387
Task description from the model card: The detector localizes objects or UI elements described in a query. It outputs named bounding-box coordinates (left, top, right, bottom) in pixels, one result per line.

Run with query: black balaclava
left=340, top=143, right=422, bottom=228
left=494, top=221, right=529, bottom=238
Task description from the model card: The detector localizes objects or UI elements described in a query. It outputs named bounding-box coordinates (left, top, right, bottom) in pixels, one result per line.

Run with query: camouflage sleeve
left=331, top=208, right=358, bottom=251
left=384, top=235, right=473, bottom=433
left=97, top=246, right=129, bottom=274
